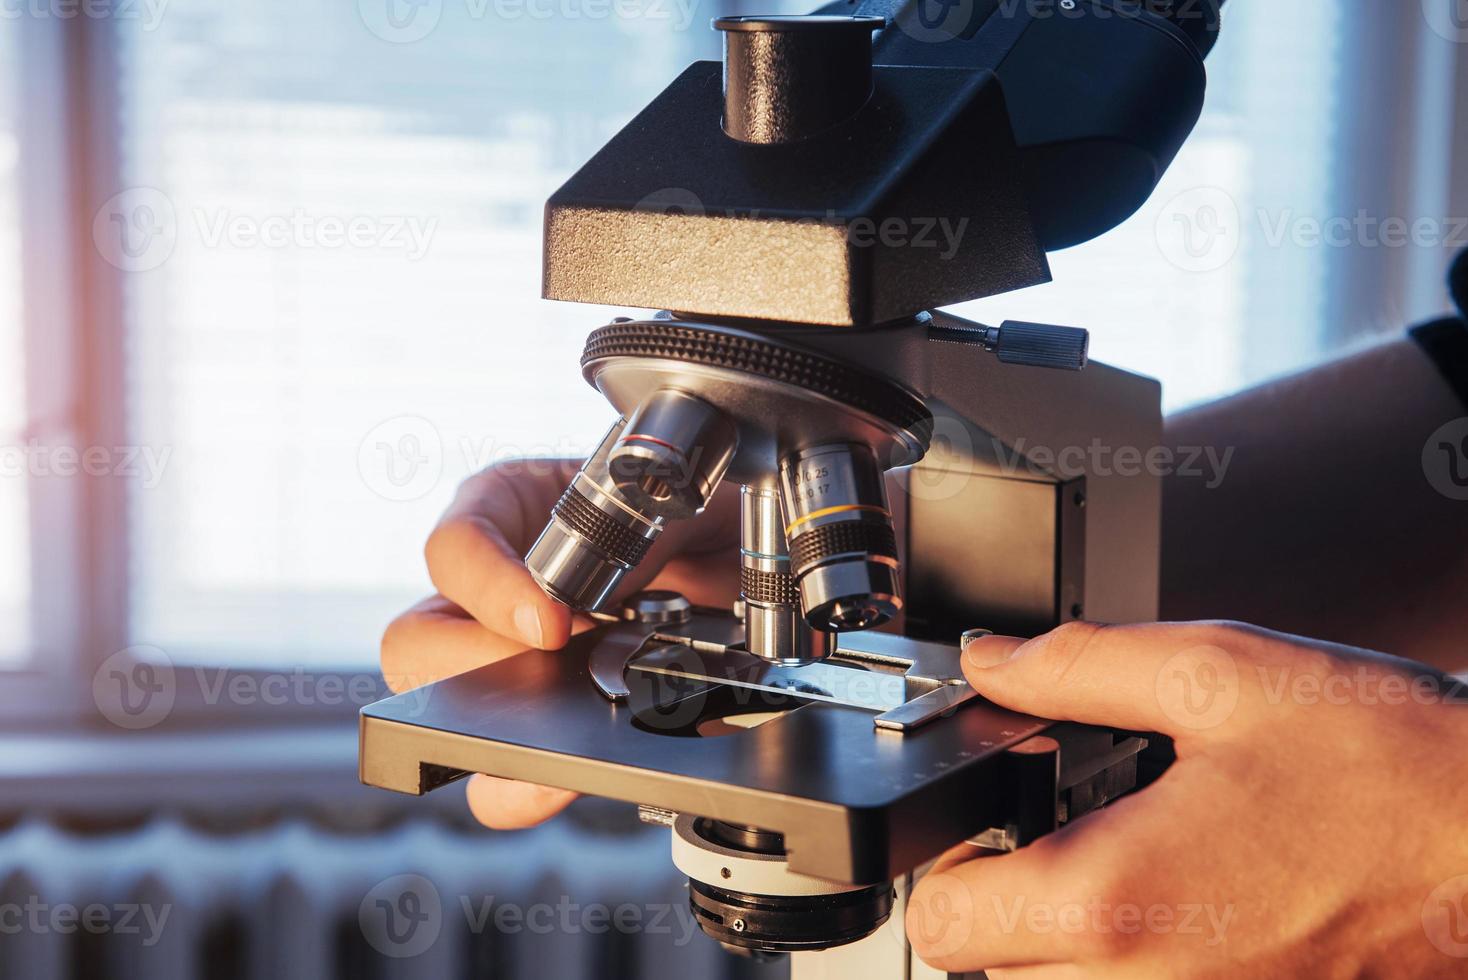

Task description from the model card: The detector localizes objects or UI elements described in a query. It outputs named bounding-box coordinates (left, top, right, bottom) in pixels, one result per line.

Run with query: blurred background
left=0, top=0, right=1464, bottom=977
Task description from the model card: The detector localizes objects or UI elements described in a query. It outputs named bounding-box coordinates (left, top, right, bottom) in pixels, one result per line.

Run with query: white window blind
left=0, top=21, right=31, bottom=667
left=107, top=0, right=1376, bottom=668
left=116, top=0, right=698, bottom=665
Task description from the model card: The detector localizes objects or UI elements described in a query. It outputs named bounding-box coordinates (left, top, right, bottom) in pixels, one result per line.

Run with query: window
left=2, top=3, right=1459, bottom=685
left=113, top=1, right=707, bottom=666
left=0, top=21, right=29, bottom=666
left=960, top=0, right=1347, bottom=411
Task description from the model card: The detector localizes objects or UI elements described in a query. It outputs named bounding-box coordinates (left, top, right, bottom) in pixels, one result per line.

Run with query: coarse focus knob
left=714, top=15, right=884, bottom=145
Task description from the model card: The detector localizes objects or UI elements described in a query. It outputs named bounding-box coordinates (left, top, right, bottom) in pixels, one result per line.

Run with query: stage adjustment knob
left=993, top=321, right=1090, bottom=371
left=928, top=317, right=1090, bottom=372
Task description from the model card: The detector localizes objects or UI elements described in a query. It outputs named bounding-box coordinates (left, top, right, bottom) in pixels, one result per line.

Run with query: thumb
left=962, top=621, right=1250, bottom=739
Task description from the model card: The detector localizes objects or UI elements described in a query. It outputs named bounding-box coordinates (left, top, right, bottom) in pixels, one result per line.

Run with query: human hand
left=380, top=456, right=740, bottom=829
left=907, top=621, right=1468, bottom=978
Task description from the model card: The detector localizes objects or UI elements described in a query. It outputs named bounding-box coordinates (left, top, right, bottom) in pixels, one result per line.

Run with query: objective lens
left=778, top=444, right=901, bottom=632
left=608, top=389, right=739, bottom=521
left=740, top=486, right=833, bottom=665
left=524, top=419, right=664, bottom=611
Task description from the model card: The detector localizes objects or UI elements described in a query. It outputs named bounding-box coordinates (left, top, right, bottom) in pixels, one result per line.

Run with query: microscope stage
left=359, top=620, right=1052, bottom=884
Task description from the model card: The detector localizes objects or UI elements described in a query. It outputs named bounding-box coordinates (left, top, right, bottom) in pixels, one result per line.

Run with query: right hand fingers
left=425, top=459, right=580, bottom=651
left=425, top=457, right=741, bottom=648
left=381, top=594, right=596, bottom=829
left=465, top=774, right=578, bottom=830
left=402, top=456, right=740, bottom=830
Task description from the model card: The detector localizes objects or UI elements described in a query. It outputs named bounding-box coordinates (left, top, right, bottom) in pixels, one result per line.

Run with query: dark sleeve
left=1409, top=249, right=1468, bottom=412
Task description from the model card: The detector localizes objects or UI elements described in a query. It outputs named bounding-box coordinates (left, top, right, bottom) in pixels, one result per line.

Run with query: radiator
left=0, top=804, right=788, bottom=980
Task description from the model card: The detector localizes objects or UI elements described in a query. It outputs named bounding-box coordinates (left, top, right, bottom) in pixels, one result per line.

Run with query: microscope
left=361, top=1, right=1222, bottom=974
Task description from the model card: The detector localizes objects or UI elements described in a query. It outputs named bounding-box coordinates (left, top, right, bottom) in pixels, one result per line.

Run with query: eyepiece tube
left=778, top=443, right=901, bottom=632
left=740, top=485, right=833, bottom=665
left=525, top=419, right=664, bottom=611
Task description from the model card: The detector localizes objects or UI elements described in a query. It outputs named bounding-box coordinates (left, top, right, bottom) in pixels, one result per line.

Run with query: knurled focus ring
left=582, top=321, right=933, bottom=444
left=788, top=521, right=897, bottom=573
left=553, top=487, right=654, bottom=567
left=740, top=566, right=800, bottom=606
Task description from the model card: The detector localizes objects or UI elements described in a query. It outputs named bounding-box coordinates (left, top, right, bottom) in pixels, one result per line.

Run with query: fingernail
left=514, top=600, right=545, bottom=649
left=962, top=634, right=1025, bottom=670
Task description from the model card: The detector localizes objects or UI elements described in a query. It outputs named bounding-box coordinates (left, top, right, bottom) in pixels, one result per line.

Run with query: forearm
left=1160, top=336, right=1468, bottom=671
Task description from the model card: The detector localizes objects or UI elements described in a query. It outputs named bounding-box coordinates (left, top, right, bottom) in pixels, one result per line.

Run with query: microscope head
left=543, top=2, right=1216, bottom=327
